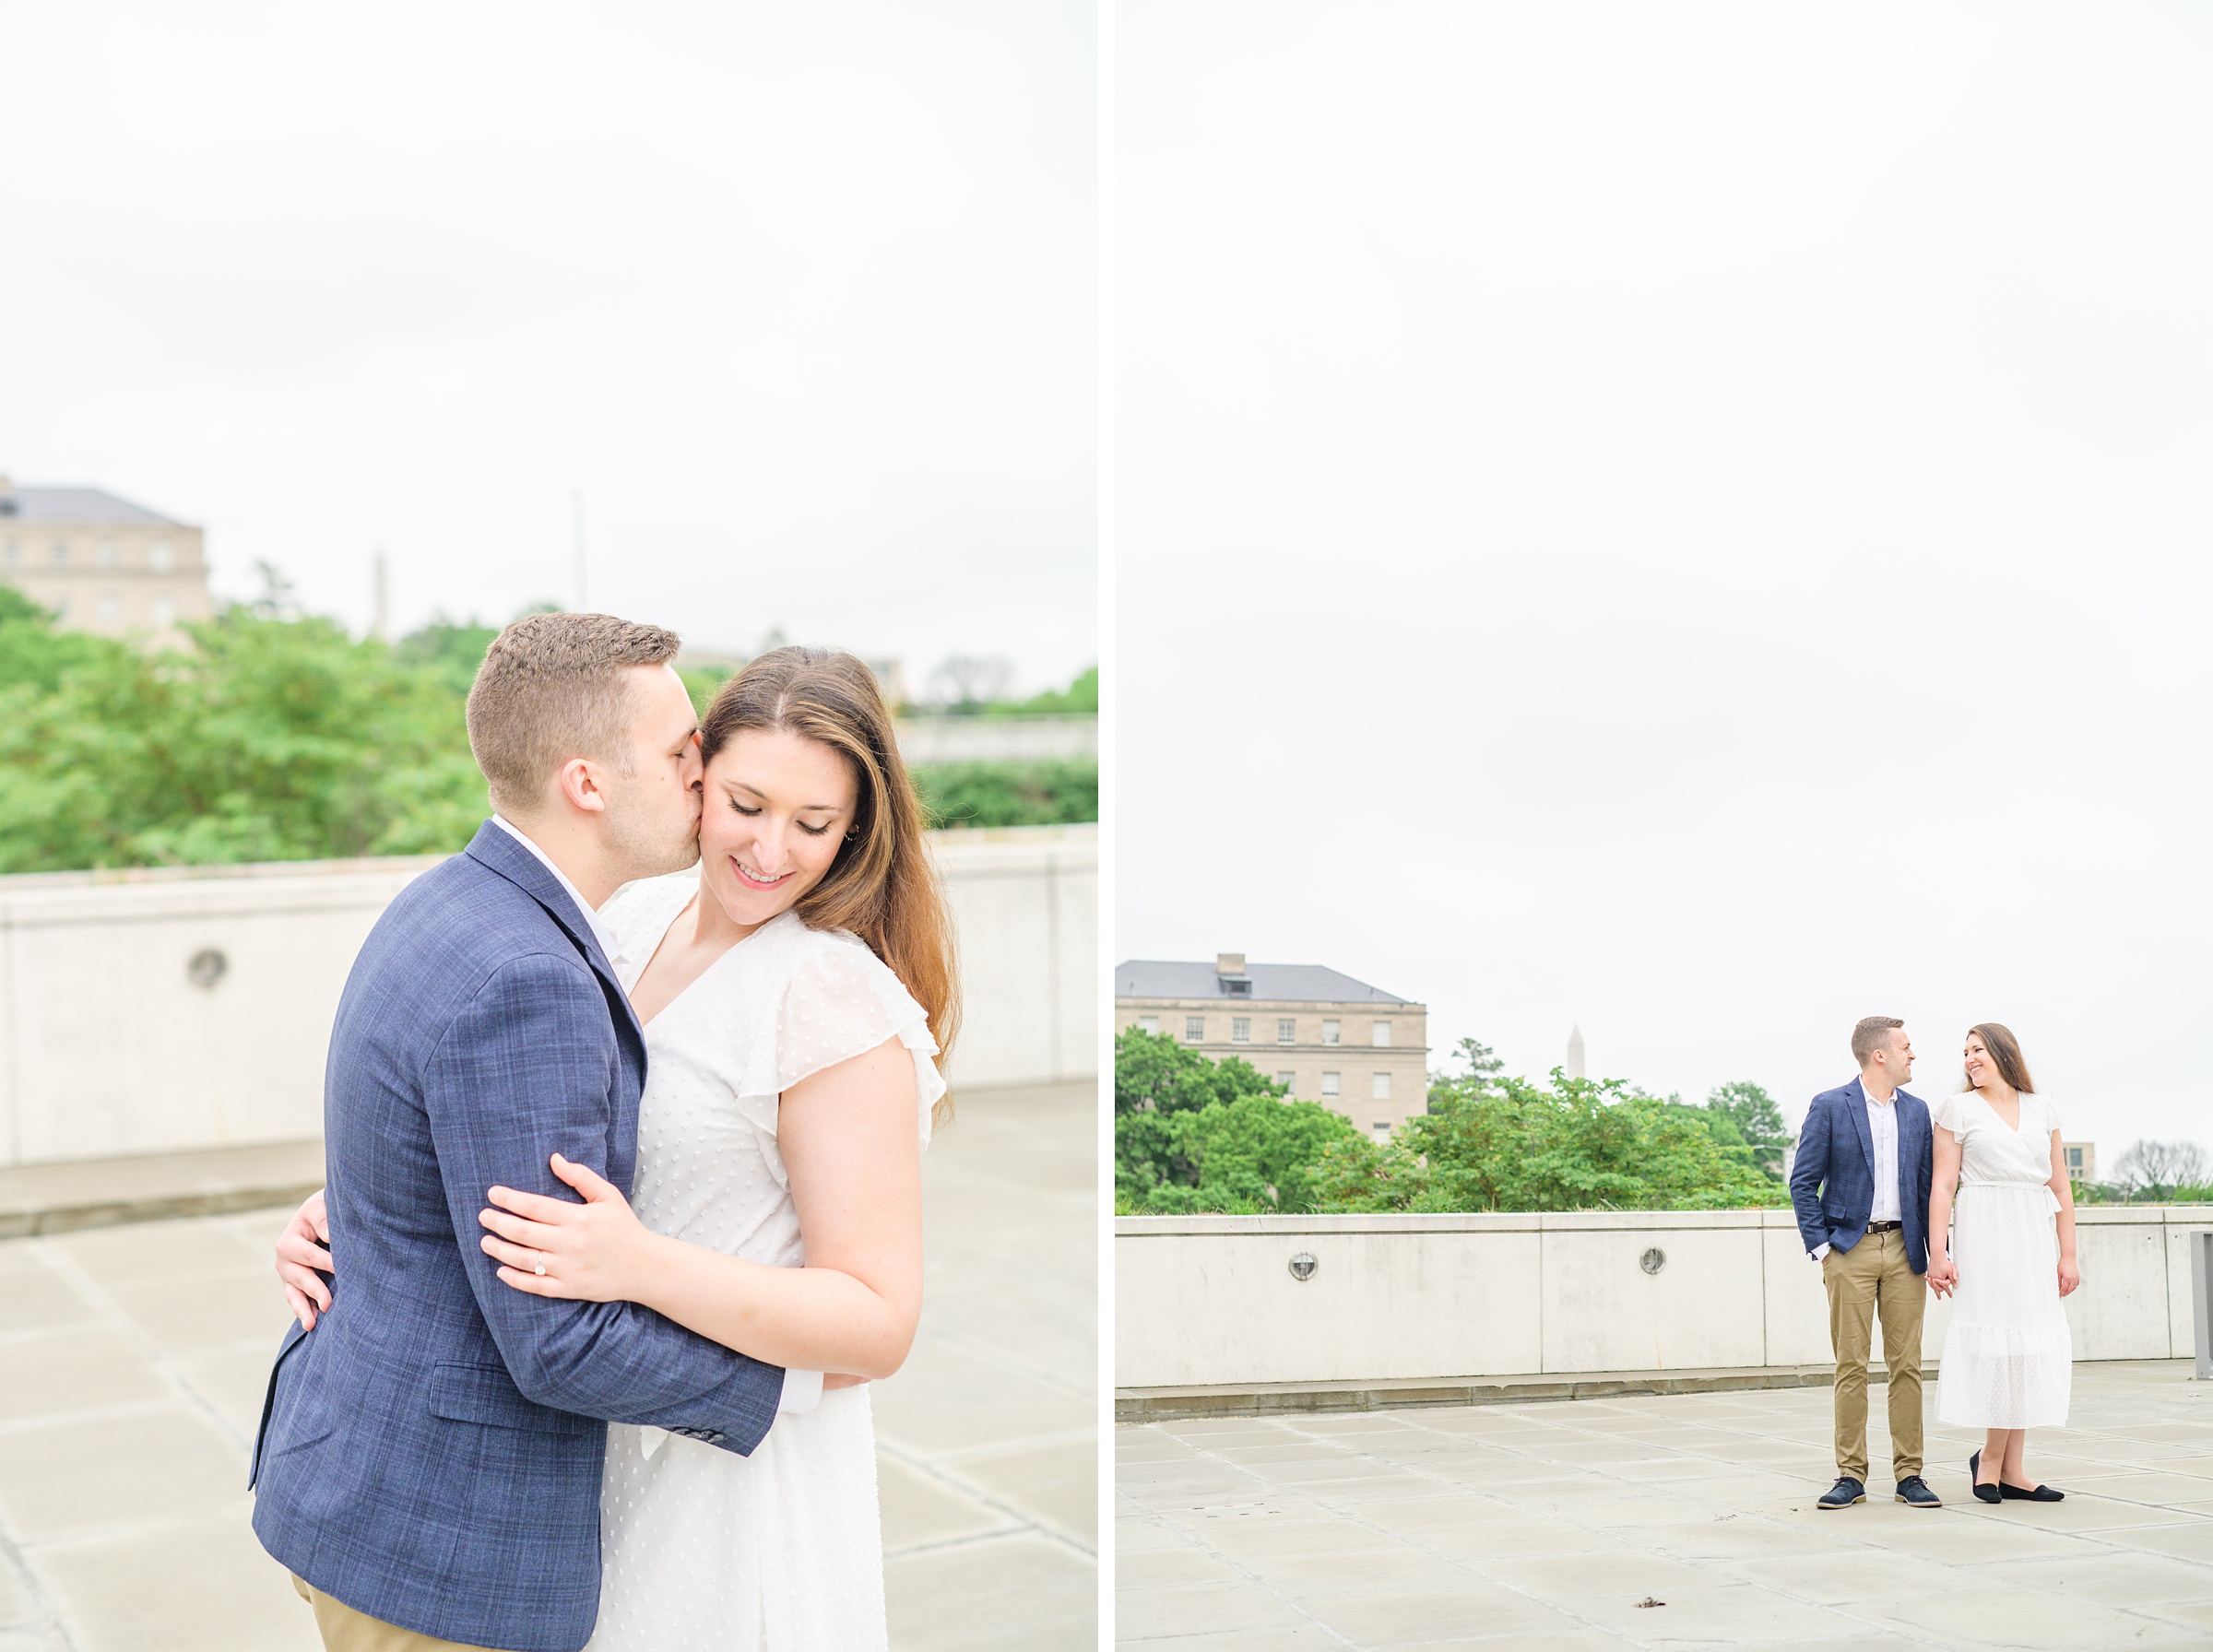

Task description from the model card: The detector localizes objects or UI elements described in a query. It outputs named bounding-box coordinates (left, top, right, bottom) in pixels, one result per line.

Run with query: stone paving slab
left=0, top=1080, right=1095, bottom=1650
left=1119, top=1358, right=2213, bottom=1648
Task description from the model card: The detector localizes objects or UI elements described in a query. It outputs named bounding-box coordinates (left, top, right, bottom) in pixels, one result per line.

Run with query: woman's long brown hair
left=1966, top=1021, right=2036, bottom=1095
left=700, top=647, right=959, bottom=1122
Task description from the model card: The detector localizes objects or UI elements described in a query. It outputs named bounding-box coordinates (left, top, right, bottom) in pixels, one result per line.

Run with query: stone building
left=0, top=478, right=213, bottom=650
left=1115, top=953, right=1430, bottom=1137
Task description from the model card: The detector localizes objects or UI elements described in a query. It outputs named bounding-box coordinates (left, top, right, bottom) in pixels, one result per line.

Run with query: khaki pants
left=291, top=1575, right=501, bottom=1652
left=1822, top=1226, right=1926, bottom=1483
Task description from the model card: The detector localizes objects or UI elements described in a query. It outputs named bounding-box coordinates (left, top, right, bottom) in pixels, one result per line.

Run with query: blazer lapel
left=1846, top=1077, right=1876, bottom=1178
left=461, top=821, right=644, bottom=1047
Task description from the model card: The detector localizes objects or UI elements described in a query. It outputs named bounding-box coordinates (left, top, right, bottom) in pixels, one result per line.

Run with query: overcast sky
left=1117, top=2, right=2213, bottom=1154
left=0, top=1, right=1094, bottom=695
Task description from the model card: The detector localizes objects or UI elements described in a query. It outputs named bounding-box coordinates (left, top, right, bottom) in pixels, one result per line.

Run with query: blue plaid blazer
left=251, top=821, right=783, bottom=1652
left=1788, top=1077, right=1935, bottom=1274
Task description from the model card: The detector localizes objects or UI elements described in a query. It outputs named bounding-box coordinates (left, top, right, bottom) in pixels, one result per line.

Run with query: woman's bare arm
left=2048, top=1129, right=2081, bottom=1297
left=1927, top=1126, right=1962, bottom=1293
left=476, top=1036, right=924, bottom=1379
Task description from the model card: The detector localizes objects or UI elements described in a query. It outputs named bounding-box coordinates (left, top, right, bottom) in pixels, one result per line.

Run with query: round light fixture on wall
left=1639, top=1247, right=1666, bottom=1275
left=1287, top=1252, right=1318, bottom=1282
left=187, top=948, right=228, bottom=989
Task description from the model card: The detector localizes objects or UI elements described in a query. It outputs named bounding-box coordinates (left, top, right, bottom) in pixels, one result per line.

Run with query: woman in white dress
left=1927, top=1022, right=2078, bottom=1504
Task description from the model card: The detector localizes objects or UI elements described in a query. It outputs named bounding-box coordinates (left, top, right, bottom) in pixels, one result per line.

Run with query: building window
left=1275, top=1070, right=1296, bottom=1092
left=1321, top=1071, right=1340, bottom=1097
left=98, top=539, right=119, bottom=569
left=2, top=539, right=16, bottom=566
left=52, top=597, right=68, bottom=621
left=1372, top=1121, right=1391, bottom=1137
left=99, top=593, right=122, bottom=625
left=1137, top=1015, right=1158, bottom=1035
left=1231, top=1017, right=1250, bottom=1043
left=1372, top=1072, right=1391, bottom=1100
left=1276, top=1018, right=1295, bottom=1043
left=151, top=596, right=174, bottom=627
left=1185, top=1017, right=1204, bottom=1043
left=51, top=540, right=67, bottom=564
left=2065, top=1148, right=2082, bottom=1169
left=1372, top=1020, right=1392, bottom=1046
left=1322, top=1020, right=1341, bottom=1045
left=150, top=540, right=174, bottom=572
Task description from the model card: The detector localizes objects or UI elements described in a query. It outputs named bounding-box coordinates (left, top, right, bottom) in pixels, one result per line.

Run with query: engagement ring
left=534, top=1260, right=546, bottom=1277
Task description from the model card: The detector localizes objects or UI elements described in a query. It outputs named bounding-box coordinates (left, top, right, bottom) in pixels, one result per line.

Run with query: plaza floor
left=0, top=1080, right=1095, bottom=1652
left=1118, top=1359, right=2213, bottom=1650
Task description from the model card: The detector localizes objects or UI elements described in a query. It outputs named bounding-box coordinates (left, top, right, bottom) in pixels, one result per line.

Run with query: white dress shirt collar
left=490, top=815, right=618, bottom=964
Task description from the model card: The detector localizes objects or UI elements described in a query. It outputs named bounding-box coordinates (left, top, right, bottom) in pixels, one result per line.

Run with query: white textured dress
left=1933, top=1090, right=2072, bottom=1429
left=584, top=869, right=942, bottom=1652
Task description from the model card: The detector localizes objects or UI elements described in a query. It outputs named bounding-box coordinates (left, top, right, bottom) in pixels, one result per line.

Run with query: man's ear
left=553, top=757, right=609, bottom=816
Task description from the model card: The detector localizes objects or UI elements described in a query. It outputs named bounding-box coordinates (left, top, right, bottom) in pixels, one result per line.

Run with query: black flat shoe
left=1970, top=1451, right=2001, bottom=1504
left=1817, top=1476, right=1866, bottom=1509
left=2000, top=1481, right=2064, bottom=1502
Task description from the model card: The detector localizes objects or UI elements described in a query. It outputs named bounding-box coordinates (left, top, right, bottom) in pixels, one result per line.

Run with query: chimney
left=1566, top=1024, right=1586, bottom=1080
left=1216, top=952, right=1246, bottom=978
left=0, top=476, right=15, bottom=515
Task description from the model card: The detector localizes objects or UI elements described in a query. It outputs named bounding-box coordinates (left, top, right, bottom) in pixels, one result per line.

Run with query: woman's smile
left=732, top=857, right=796, bottom=891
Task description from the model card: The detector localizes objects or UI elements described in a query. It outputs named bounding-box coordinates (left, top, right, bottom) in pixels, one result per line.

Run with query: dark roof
left=1115, top=960, right=1414, bottom=1006
left=1, top=487, right=188, bottom=527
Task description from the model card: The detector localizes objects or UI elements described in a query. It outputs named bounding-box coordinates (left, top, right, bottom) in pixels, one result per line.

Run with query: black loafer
left=1817, top=1476, right=1866, bottom=1509
left=1970, top=1450, right=2001, bottom=1504
left=2000, top=1481, right=2064, bottom=1502
left=1896, top=1476, right=1941, bottom=1508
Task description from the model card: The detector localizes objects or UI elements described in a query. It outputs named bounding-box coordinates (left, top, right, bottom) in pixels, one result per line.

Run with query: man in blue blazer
left=253, top=615, right=790, bottom=1652
left=1788, top=1015, right=1943, bottom=1513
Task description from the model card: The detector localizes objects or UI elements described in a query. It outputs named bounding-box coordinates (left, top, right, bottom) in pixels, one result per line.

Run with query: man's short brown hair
left=465, top=612, right=682, bottom=817
left=1851, top=1015, right=1905, bottom=1066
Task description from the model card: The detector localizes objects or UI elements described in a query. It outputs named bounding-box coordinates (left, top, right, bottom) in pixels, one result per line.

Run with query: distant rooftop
left=0, top=483, right=189, bottom=527
left=1116, top=959, right=1415, bottom=1006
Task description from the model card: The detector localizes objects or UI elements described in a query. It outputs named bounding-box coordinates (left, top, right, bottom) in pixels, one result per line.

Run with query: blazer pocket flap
left=429, top=1363, right=592, bottom=1434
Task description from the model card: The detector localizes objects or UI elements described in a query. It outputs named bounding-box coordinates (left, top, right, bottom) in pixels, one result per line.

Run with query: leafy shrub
left=913, top=760, right=1096, bottom=829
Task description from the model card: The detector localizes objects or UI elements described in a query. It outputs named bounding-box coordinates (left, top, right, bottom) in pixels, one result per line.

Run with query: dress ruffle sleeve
left=725, top=926, right=943, bottom=1186
left=1929, top=1092, right=1967, bottom=1136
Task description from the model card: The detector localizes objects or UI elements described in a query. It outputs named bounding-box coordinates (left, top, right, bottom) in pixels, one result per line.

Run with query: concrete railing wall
left=895, top=714, right=1095, bottom=764
left=1116, top=1207, right=2208, bottom=1390
left=0, top=823, right=1095, bottom=1167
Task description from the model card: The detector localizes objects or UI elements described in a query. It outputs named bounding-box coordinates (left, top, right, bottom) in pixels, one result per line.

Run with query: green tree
left=0, top=590, right=1095, bottom=873
left=0, top=599, right=488, bottom=872
left=1428, top=1035, right=1506, bottom=1109
left=913, top=760, right=1096, bottom=828
left=988, top=665, right=1097, bottom=716
left=1315, top=1069, right=1781, bottom=1214
left=1114, top=1027, right=1358, bottom=1212
left=393, top=617, right=502, bottom=699
left=1115, top=1027, right=1284, bottom=1115
left=1700, top=1080, right=1794, bottom=1179
left=1128, top=1093, right=1363, bottom=1214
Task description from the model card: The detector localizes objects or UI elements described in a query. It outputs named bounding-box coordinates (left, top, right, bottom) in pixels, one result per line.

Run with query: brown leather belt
left=1866, top=1220, right=1902, bottom=1233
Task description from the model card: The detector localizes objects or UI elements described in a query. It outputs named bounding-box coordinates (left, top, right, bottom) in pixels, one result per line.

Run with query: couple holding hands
left=1790, top=1015, right=2079, bottom=1512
